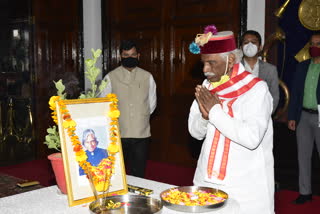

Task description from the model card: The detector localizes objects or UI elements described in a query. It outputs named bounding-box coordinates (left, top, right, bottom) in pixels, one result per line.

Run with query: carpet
left=0, top=159, right=55, bottom=187
left=145, top=160, right=195, bottom=186
left=275, top=190, right=320, bottom=214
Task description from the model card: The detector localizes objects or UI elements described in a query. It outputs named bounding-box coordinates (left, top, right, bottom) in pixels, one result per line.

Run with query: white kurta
left=188, top=64, right=274, bottom=214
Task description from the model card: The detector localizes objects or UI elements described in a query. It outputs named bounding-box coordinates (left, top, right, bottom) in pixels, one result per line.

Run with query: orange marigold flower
left=109, top=103, right=117, bottom=108
left=61, top=110, right=69, bottom=115
left=63, top=114, right=71, bottom=120
left=52, top=116, right=58, bottom=124
left=69, top=127, right=76, bottom=131
left=63, top=119, right=76, bottom=128
left=110, top=137, right=117, bottom=142
left=73, top=144, right=82, bottom=152
left=76, top=153, right=87, bottom=162
left=49, top=96, right=60, bottom=110
left=108, top=143, right=119, bottom=154
left=110, top=127, right=117, bottom=131
left=106, top=93, right=117, bottom=99
left=71, top=135, right=79, bottom=141
left=72, top=141, right=80, bottom=146
left=108, top=155, right=116, bottom=161
left=108, top=110, right=120, bottom=119
left=110, top=121, right=118, bottom=126
left=58, top=100, right=65, bottom=105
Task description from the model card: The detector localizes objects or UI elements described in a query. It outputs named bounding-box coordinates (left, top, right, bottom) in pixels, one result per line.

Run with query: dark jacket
left=288, top=59, right=320, bottom=123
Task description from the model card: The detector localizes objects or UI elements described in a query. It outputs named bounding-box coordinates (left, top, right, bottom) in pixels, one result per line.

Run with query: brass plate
left=298, top=0, right=320, bottom=30
left=160, top=186, right=228, bottom=213
left=89, top=195, right=163, bottom=214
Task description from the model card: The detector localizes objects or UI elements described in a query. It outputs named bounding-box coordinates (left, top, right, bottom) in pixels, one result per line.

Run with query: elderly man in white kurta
left=188, top=25, right=274, bottom=214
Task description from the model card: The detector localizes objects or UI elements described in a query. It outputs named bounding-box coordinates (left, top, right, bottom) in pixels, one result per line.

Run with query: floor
left=273, top=122, right=320, bottom=196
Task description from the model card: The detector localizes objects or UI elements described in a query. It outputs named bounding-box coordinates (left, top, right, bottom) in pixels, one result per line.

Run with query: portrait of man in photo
left=79, top=128, right=108, bottom=176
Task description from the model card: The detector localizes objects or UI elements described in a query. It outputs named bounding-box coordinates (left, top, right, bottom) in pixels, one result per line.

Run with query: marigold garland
left=49, top=94, right=120, bottom=192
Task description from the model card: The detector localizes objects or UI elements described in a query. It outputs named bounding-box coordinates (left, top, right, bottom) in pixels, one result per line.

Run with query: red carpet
left=275, top=190, right=320, bottom=214
left=145, top=160, right=195, bottom=186
left=1, top=159, right=320, bottom=213
left=0, top=159, right=55, bottom=187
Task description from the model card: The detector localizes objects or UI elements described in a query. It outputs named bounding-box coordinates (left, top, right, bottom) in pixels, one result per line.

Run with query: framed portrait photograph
left=55, top=96, right=127, bottom=206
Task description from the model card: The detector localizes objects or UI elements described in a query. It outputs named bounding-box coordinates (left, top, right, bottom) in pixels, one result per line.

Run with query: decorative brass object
left=3, top=98, right=16, bottom=140
left=262, top=27, right=286, bottom=61
left=275, top=0, right=291, bottom=18
left=0, top=97, right=34, bottom=159
left=299, top=0, right=320, bottom=30
left=16, top=100, right=34, bottom=144
left=262, top=1, right=291, bottom=120
left=295, top=42, right=310, bottom=62
left=273, top=79, right=290, bottom=121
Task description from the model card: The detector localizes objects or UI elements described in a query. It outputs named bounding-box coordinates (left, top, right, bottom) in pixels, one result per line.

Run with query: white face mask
left=243, top=42, right=258, bottom=57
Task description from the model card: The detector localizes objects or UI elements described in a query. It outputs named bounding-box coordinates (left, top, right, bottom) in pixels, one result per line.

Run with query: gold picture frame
left=55, top=97, right=127, bottom=206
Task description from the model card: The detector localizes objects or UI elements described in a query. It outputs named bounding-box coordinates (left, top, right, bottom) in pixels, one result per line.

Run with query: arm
left=188, top=100, right=209, bottom=140
left=209, top=83, right=272, bottom=150
left=269, top=66, right=280, bottom=113
left=287, top=63, right=304, bottom=130
left=99, top=75, right=112, bottom=98
left=149, top=75, right=157, bottom=114
left=288, top=63, right=304, bottom=122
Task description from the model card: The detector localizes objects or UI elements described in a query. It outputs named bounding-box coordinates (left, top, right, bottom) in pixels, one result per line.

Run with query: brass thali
left=89, top=194, right=162, bottom=214
left=160, top=186, right=228, bottom=213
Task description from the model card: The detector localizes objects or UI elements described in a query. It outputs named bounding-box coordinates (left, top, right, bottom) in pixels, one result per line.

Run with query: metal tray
left=160, top=186, right=228, bottom=213
left=89, top=194, right=163, bottom=214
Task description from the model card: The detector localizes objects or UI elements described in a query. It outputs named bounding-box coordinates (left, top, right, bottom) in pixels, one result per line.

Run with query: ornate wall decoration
left=299, top=0, right=320, bottom=30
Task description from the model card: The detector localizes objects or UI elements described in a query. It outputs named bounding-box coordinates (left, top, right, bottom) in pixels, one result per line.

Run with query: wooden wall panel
left=265, top=0, right=280, bottom=65
left=108, top=0, right=163, bottom=24
left=169, top=25, right=204, bottom=95
left=172, top=0, right=238, bottom=21
left=33, top=0, right=83, bottom=157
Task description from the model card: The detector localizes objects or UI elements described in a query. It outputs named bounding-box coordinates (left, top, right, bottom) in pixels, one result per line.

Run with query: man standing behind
left=288, top=33, right=320, bottom=204
left=188, top=25, right=274, bottom=214
left=240, top=30, right=279, bottom=113
left=100, top=40, right=157, bottom=178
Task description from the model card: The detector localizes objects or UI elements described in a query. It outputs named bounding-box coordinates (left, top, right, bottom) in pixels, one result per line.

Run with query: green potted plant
left=44, top=49, right=107, bottom=194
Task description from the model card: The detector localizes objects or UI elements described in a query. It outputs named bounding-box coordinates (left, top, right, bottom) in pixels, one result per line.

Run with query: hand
left=195, top=85, right=221, bottom=118
left=288, top=120, right=296, bottom=131
left=195, top=95, right=209, bottom=120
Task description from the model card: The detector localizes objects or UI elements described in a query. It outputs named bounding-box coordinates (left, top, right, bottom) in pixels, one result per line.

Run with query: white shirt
left=244, top=59, right=259, bottom=77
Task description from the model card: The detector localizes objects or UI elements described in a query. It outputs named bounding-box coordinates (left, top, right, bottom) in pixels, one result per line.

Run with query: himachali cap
left=189, top=25, right=236, bottom=54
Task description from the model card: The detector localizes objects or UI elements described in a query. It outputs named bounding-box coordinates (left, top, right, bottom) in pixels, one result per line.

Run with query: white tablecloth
left=0, top=175, right=239, bottom=214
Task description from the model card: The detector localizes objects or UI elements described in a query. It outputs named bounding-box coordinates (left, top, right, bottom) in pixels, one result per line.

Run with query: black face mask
left=121, top=57, right=139, bottom=68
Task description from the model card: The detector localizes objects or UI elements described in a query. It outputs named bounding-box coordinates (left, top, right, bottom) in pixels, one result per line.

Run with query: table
left=0, top=175, right=240, bottom=214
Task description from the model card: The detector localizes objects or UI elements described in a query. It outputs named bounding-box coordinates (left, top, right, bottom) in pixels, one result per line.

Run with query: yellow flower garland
left=49, top=94, right=120, bottom=192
